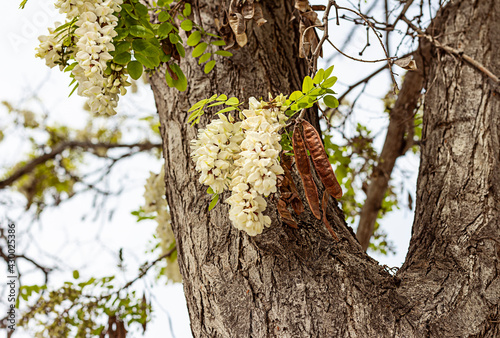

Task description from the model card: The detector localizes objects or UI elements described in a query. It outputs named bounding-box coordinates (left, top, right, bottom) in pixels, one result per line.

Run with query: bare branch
left=0, top=141, right=162, bottom=190
left=402, top=15, right=499, bottom=83
left=356, top=55, right=424, bottom=251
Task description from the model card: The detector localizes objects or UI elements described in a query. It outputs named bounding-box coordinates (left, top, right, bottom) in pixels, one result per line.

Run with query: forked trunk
left=151, top=0, right=499, bottom=336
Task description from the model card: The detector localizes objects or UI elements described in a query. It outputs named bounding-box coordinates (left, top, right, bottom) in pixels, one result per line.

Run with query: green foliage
left=131, top=207, right=157, bottom=222
left=186, top=66, right=339, bottom=127
left=284, top=65, right=337, bottom=116
left=208, top=193, right=219, bottom=211
left=111, top=0, right=232, bottom=92
left=187, top=94, right=240, bottom=125
left=29, top=0, right=233, bottom=95
left=19, top=276, right=151, bottom=337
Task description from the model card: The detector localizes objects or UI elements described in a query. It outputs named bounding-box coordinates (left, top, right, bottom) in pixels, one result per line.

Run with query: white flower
left=191, top=96, right=289, bottom=236
left=37, top=0, right=127, bottom=115
left=143, top=166, right=182, bottom=283
left=190, top=114, right=242, bottom=194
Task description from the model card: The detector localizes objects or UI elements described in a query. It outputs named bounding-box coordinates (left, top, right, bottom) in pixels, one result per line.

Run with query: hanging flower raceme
left=190, top=114, right=243, bottom=194
left=191, top=95, right=289, bottom=236
left=143, top=166, right=182, bottom=283
left=36, top=0, right=128, bottom=115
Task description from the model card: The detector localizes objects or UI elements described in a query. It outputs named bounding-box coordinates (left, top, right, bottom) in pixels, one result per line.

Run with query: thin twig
left=0, top=141, right=161, bottom=189
left=402, top=15, right=499, bottom=83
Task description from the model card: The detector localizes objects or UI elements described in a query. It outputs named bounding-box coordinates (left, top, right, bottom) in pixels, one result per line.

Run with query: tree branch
left=0, top=141, right=161, bottom=190
left=402, top=15, right=499, bottom=84
left=356, top=54, right=424, bottom=251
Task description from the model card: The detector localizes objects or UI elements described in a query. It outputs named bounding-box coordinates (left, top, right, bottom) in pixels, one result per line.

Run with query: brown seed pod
left=290, top=193, right=305, bottom=215
left=322, top=192, right=339, bottom=241
left=278, top=199, right=298, bottom=229
left=301, top=120, right=343, bottom=199
left=293, top=125, right=321, bottom=219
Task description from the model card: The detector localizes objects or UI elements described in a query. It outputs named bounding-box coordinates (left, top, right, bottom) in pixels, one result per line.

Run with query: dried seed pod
left=290, top=193, right=305, bottom=215
left=293, top=125, right=321, bottom=219
left=301, top=120, right=343, bottom=199
left=322, top=192, right=339, bottom=241
left=295, top=0, right=309, bottom=12
left=278, top=199, right=298, bottom=229
left=281, top=164, right=304, bottom=215
left=253, top=2, right=267, bottom=26
left=282, top=162, right=298, bottom=193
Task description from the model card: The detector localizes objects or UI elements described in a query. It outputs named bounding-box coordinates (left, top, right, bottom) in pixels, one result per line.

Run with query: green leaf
left=324, top=65, right=334, bottom=79
left=187, top=110, right=203, bottom=123
left=208, top=194, right=219, bottom=211
left=308, top=87, right=324, bottom=97
left=19, top=0, right=28, bottom=9
left=302, top=76, right=314, bottom=93
left=169, top=63, right=187, bottom=91
left=130, top=25, right=155, bottom=38
left=68, top=83, right=79, bottom=97
left=134, top=53, right=156, bottom=69
left=114, top=41, right=131, bottom=55
left=135, top=3, right=149, bottom=17
left=217, top=94, right=227, bottom=101
left=122, top=4, right=138, bottom=20
left=127, top=61, right=143, bottom=80
left=73, top=270, right=80, bottom=279
left=204, top=60, right=216, bottom=73
left=158, top=11, right=170, bottom=22
left=188, top=99, right=208, bottom=112
left=192, top=42, right=208, bottom=57
left=113, top=52, right=131, bottom=65
left=323, top=95, right=339, bottom=109
left=207, top=186, right=214, bottom=194
left=176, top=43, right=185, bottom=57
left=132, top=39, right=158, bottom=56
left=208, top=101, right=226, bottom=107
left=289, top=90, right=302, bottom=102
left=214, top=50, right=233, bottom=57
left=158, top=22, right=173, bottom=37
left=198, top=52, right=211, bottom=64
left=180, top=19, right=193, bottom=31
left=313, top=68, right=324, bottom=84
left=216, top=107, right=236, bottom=114
left=183, top=3, right=192, bottom=17
left=187, top=31, right=202, bottom=46
left=169, top=33, right=180, bottom=44
left=225, top=97, right=239, bottom=106
left=114, top=28, right=129, bottom=40
left=211, top=40, right=226, bottom=46
left=321, top=76, right=338, bottom=88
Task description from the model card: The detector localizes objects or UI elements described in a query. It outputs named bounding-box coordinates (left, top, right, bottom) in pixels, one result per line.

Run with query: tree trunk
left=150, top=0, right=500, bottom=336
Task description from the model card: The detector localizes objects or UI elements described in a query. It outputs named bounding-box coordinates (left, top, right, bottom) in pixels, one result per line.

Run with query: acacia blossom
left=190, top=114, right=243, bottom=194
left=36, top=0, right=129, bottom=115
left=143, top=166, right=182, bottom=283
left=191, top=95, right=289, bottom=236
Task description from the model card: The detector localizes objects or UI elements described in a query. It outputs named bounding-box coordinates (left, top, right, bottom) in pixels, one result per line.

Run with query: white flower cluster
left=36, top=0, right=129, bottom=115
left=35, top=22, right=77, bottom=70
left=143, top=166, right=182, bottom=283
left=191, top=95, right=288, bottom=236
left=190, top=114, right=244, bottom=194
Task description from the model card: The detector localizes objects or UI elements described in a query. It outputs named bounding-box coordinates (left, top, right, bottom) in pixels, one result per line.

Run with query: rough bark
left=397, top=0, right=500, bottom=336
left=150, top=0, right=500, bottom=336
